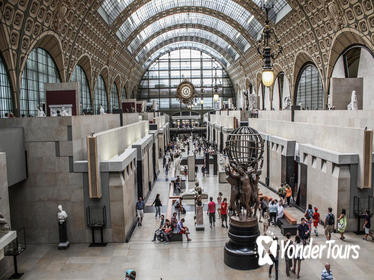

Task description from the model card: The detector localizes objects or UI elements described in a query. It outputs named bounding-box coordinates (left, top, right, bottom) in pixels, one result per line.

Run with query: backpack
left=327, top=213, right=335, bottom=225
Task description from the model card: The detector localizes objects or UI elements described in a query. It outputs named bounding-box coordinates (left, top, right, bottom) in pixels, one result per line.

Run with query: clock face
left=181, top=86, right=192, bottom=98
left=177, top=81, right=195, bottom=104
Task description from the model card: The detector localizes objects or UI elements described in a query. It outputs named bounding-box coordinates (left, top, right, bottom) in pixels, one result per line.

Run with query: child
left=217, top=192, right=223, bottom=218
left=312, top=207, right=320, bottom=236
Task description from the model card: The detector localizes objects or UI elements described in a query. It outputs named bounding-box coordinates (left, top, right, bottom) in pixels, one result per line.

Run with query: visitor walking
left=165, top=162, right=169, bottom=181
left=291, top=235, right=303, bottom=279
left=221, top=198, right=228, bottom=228
left=278, top=184, right=286, bottom=201
left=313, top=207, right=320, bottom=237
left=337, top=209, right=347, bottom=240
left=305, top=204, right=314, bottom=220
left=284, top=232, right=293, bottom=277
left=162, top=156, right=166, bottom=168
left=321, top=263, right=333, bottom=280
left=285, top=185, right=292, bottom=206
left=207, top=197, right=216, bottom=228
left=269, top=200, right=277, bottom=225
left=217, top=192, right=223, bottom=218
left=136, top=197, right=145, bottom=227
left=259, top=197, right=268, bottom=223
left=268, top=237, right=279, bottom=280
left=152, top=194, right=162, bottom=218
left=363, top=209, right=373, bottom=241
left=324, top=207, right=335, bottom=241
left=297, top=218, right=310, bottom=245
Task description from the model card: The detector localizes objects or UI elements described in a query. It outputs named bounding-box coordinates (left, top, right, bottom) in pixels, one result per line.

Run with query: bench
left=258, top=194, right=298, bottom=236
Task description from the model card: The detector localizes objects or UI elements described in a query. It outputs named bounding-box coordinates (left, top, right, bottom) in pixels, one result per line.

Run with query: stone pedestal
left=224, top=217, right=259, bottom=270
left=195, top=205, right=204, bottom=231
left=188, top=154, right=195, bottom=182
left=58, top=221, right=70, bottom=250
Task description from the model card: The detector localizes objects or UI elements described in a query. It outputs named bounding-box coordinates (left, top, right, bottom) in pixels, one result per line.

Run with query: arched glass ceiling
left=144, top=42, right=230, bottom=69
left=127, top=13, right=250, bottom=54
left=99, top=0, right=291, bottom=26
left=115, top=0, right=263, bottom=42
left=135, top=29, right=239, bottom=62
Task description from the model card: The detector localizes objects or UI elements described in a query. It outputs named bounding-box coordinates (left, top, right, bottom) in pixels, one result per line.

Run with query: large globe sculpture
left=226, top=126, right=264, bottom=172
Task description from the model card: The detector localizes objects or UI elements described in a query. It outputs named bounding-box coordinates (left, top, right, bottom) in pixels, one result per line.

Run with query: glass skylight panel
left=251, top=0, right=291, bottom=22
left=117, top=0, right=263, bottom=42
left=143, top=42, right=229, bottom=69
left=100, top=0, right=135, bottom=24
left=127, top=13, right=250, bottom=54
left=136, top=28, right=238, bottom=62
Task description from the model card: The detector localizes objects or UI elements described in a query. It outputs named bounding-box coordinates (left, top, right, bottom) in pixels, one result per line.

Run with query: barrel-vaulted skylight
left=135, top=28, right=239, bottom=63
left=127, top=13, right=250, bottom=54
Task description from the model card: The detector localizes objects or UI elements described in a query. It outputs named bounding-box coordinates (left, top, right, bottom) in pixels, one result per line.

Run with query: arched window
left=20, top=48, right=61, bottom=116
left=121, top=87, right=126, bottom=102
left=0, top=55, right=13, bottom=118
left=138, top=48, right=234, bottom=110
left=70, top=65, right=91, bottom=114
left=110, top=83, right=119, bottom=112
left=295, top=64, right=324, bottom=110
left=94, top=75, right=108, bottom=114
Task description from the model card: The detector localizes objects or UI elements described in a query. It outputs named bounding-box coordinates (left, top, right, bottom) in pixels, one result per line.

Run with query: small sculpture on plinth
left=224, top=126, right=264, bottom=270
left=57, top=205, right=69, bottom=249
left=37, top=106, right=46, bottom=117
left=347, top=90, right=358, bottom=110
left=99, top=105, right=105, bottom=115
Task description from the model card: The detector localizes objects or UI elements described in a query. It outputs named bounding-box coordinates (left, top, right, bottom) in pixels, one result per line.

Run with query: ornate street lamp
left=213, top=67, right=219, bottom=102
left=257, top=0, right=283, bottom=87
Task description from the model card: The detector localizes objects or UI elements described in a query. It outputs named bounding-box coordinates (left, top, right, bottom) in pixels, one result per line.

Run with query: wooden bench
left=258, top=194, right=298, bottom=235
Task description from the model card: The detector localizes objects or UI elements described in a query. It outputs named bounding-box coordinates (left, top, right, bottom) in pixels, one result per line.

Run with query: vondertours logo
left=256, top=236, right=360, bottom=266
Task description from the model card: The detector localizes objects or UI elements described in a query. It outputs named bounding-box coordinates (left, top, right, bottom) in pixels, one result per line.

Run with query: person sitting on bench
left=171, top=212, right=178, bottom=229
left=177, top=218, right=191, bottom=241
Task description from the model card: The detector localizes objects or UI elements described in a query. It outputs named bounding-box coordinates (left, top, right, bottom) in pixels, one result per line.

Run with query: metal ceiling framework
left=127, top=13, right=251, bottom=54
left=99, top=0, right=291, bottom=71
left=135, top=28, right=240, bottom=62
left=143, top=42, right=231, bottom=69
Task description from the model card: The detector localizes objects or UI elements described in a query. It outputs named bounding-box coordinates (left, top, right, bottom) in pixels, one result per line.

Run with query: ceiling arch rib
left=143, top=42, right=230, bottom=70
left=117, top=7, right=258, bottom=49
left=140, top=39, right=235, bottom=68
left=100, top=0, right=266, bottom=29
left=135, top=28, right=241, bottom=61
left=113, top=1, right=263, bottom=44
left=128, top=13, right=250, bottom=54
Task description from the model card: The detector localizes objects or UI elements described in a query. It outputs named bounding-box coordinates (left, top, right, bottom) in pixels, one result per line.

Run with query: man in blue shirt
left=297, top=218, right=310, bottom=244
left=136, top=197, right=145, bottom=227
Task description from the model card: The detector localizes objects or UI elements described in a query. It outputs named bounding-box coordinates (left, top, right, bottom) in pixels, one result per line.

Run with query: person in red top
left=312, top=207, right=320, bottom=237
left=207, top=197, right=216, bottom=228
left=221, top=198, right=228, bottom=228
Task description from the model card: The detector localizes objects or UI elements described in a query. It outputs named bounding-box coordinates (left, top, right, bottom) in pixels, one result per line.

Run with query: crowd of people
left=151, top=212, right=191, bottom=242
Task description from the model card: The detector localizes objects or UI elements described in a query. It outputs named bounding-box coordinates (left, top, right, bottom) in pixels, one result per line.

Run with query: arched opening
left=20, top=48, right=61, bottom=117
left=272, top=72, right=291, bottom=110
left=295, top=63, right=324, bottom=110
left=0, top=54, right=13, bottom=118
left=110, top=83, right=120, bottom=112
left=137, top=48, right=235, bottom=111
left=94, top=75, right=108, bottom=114
left=330, top=45, right=374, bottom=109
left=70, top=65, right=92, bottom=114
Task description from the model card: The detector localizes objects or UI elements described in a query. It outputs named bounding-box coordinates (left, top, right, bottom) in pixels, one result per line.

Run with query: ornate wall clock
left=176, top=80, right=196, bottom=104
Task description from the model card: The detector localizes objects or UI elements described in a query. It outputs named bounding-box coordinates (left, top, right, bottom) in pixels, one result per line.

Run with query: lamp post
left=257, top=0, right=283, bottom=87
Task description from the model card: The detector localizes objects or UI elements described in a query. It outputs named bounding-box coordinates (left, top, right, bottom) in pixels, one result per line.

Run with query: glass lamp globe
left=262, top=70, right=274, bottom=87
left=200, top=99, right=204, bottom=105
left=213, top=94, right=219, bottom=102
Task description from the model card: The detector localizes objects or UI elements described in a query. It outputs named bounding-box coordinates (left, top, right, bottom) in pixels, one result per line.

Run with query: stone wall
left=0, top=153, right=12, bottom=280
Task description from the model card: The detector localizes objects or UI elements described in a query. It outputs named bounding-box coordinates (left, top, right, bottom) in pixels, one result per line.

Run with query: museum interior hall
left=1, top=0, right=374, bottom=279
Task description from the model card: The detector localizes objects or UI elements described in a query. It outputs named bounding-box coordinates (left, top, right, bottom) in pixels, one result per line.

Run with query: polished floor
left=14, top=159, right=374, bottom=280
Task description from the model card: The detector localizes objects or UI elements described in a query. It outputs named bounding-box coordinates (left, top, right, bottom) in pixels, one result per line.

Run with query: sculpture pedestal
left=224, top=216, right=259, bottom=270
left=58, top=221, right=70, bottom=250
left=195, top=205, right=205, bottom=231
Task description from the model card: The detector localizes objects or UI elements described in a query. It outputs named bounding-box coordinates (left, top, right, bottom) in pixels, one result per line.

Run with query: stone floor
left=14, top=159, right=374, bottom=280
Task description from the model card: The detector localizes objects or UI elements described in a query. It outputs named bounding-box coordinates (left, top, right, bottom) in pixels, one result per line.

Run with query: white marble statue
left=61, top=107, right=69, bottom=116
left=37, top=107, right=46, bottom=117
left=57, top=205, right=68, bottom=224
left=99, top=105, right=105, bottom=115
left=282, top=96, right=291, bottom=110
left=248, top=93, right=257, bottom=111
left=347, top=90, right=358, bottom=110
left=174, top=155, right=181, bottom=177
